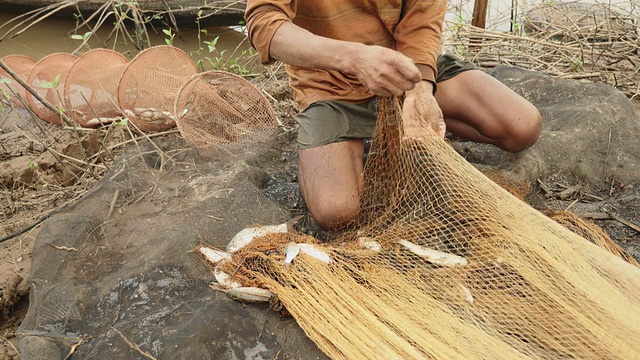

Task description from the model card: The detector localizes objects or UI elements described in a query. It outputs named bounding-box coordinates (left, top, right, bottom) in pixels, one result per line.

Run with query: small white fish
left=458, top=284, right=474, bottom=304
left=225, top=287, right=275, bottom=303
left=213, top=265, right=242, bottom=289
left=84, top=117, right=118, bottom=126
left=397, top=239, right=468, bottom=267
left=298, top=244, right=332, bottom=264
left=227, top=223, right=288, bottom=253
left=358, top=237, right=382, bottom=252
left=283, top=243, right=332, bottom=268
left=283, top=243, right=301, bottom=269
left=198, top=246, right=232, bottom=265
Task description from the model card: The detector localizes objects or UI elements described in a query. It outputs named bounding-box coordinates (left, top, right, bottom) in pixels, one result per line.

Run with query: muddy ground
left=1, top=83, right=639, bottom=359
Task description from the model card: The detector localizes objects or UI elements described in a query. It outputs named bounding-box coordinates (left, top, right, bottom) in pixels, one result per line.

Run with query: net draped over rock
left=0, top=54, right=36, bottom=108
left=64, top=49, right=129, bottom=127
left=26, top=53, right=78, bottom=125
left=226, top=97, right=640, bottom=359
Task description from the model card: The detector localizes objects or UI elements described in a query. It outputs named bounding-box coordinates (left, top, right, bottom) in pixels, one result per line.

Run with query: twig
left=607, top=212, right=640, bottom=233
left=64, top=339, right=84, bottom=360
left=273, top=326, right=286, bottom=360
left=46, top=242, right=80, bottom=251
left=0, top=336, right=19, bottom=356
left=603, top=128, right=612, bottom=181
left=110, top=327, right=157, bottom=360
left=107, top=189, right=120, bottom=219
left=536, top=179, right=552, bottom=195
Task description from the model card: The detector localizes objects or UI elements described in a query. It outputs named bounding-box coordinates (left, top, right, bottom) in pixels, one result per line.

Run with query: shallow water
left=0, top=12, right=250, bottom=62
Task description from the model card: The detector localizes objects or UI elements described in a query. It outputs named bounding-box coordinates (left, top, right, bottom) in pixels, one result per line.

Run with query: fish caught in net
left=64, top=48, right=129, bottom=127
left=174, top=71, right=278, bottom=158
left=117, top=45, right=197, bottom=132
left=203, top=96, right=640, bottom=359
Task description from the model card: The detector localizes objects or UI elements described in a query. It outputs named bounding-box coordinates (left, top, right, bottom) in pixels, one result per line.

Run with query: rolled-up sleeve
left=394, top=0, right=446, bottom=84
left=245, top=1, right=296, bottom=64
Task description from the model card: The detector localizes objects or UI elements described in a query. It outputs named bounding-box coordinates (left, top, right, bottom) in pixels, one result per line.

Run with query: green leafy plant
left=115, top=118, right=128, bottom=127
left=39, top=74, right=61, bottom=89
left=571, top=57, right=583, bottom=71
left=163, top=28, right=175, bottom=46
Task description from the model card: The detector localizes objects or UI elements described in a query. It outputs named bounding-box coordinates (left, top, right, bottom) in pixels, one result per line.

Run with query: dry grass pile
left=444, top=0, right=640, bottom=99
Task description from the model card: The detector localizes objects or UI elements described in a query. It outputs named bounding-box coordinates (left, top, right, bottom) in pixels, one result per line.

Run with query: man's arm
left=269, top=22, right=421, bottom=97
left=247, top=4, right=422, bottom=97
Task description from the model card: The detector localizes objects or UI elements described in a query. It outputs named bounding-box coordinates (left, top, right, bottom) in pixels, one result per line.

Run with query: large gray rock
left=453, top=66, right=640, bottom=188
left=18, top=139, right=327, bottom=360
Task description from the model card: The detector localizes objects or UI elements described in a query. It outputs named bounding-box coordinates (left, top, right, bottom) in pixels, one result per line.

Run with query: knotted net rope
left=220, top=97, right=640, bottom=359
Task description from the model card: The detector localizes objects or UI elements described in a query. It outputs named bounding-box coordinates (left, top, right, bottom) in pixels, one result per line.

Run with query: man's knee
left=497, top=102, right=542, bottom=153
left=308, top=196, right=360, bottom=230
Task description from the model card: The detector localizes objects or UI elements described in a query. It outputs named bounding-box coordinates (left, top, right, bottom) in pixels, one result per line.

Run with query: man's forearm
left=267, top=17, right=422, bottom=97
left=269, top=22, right=361, bottom=74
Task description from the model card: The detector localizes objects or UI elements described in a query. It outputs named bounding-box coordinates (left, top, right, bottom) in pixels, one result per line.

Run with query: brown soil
left=0, top=90, right=638, bottom=359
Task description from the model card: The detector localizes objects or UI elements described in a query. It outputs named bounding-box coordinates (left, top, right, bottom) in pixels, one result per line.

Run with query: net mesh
left=117, top=45, right=197, bottom=132
left=26, top=53, right=78, bottom=125
left=549, top=210, right=640, bottom=268
left=64, top=49, right=129, bottom=127
left=220, top=97, right=640, bottom=359
left=174, top=71, right=278, bottom=158
left=0, top=54, right=36, bottom=108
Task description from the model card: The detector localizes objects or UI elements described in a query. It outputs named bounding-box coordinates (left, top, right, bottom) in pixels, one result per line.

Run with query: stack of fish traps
left=0, top=45, right=278, bottom=156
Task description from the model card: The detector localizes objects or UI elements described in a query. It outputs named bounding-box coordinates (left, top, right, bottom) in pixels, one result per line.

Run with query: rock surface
left=452, top=66, right=640, bottom=188
left=18, top=138, right=328, bottom=360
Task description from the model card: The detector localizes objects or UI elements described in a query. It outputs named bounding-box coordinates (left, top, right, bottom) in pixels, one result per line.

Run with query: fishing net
left=64, top=49, right=129, bottom=127
left=117, top=45, right=197, bottom=132
left=217, top=97, right=640, bottom=359
left=0, top=54, right=36, bottom=108
left=26, top=53, right=78, bottom=125
left=549, top=210, right=640, bottom=267
left=174, top=71, right=278, bottom=158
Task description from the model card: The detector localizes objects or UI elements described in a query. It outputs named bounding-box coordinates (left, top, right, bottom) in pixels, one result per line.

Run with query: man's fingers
left=394, top=55, right=422, bottom=84
left=380, top=68, right=417, bottom=94
left=367, top=77, right=405, bottom=96
left=434, top=118, right=446, bottom=138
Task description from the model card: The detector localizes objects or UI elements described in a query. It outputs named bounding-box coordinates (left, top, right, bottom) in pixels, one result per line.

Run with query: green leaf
left=40, top=74, right=61, bottom=89
left=70, top=34, right=84, bottom=40
left=0, top=77, right=12, bottom=84
left=162, top=28, right=172, bottom=36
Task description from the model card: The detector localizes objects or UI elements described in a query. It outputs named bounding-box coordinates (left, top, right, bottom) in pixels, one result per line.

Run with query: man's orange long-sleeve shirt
left=246, top=0, right=446, bottom=111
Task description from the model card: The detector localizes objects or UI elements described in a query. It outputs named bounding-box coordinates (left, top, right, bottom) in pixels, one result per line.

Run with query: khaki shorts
left=296, top=53, right=479, bottom=149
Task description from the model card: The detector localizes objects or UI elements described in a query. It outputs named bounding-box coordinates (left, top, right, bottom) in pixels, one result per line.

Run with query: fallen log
left=0, top=0, right=246, bottom=28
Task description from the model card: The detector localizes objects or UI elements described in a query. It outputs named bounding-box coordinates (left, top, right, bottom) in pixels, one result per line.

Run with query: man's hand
left=402, top=81, right=446, bottom=138
left=345, top=44, right=422, bottom=97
